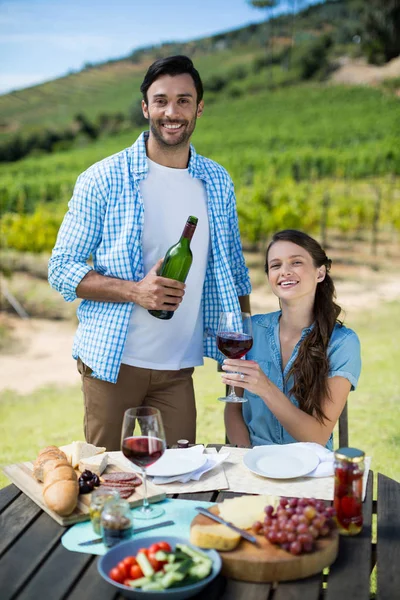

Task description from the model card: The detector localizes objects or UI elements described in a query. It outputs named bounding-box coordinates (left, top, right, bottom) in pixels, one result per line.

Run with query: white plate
left=145, top=448, right=207, bottom=477
left=243, top=445, right=320, bottom=479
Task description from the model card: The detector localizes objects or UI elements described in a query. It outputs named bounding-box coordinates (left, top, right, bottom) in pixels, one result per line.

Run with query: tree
left=344, top=0, right=400, bottom=63
left=248, top=1, right=280, bottom=82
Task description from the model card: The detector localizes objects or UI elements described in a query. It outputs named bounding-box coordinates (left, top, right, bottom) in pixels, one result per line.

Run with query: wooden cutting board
left=191, top=505, right=339, bottom=582
left=2, top=458, right=166, bottom=527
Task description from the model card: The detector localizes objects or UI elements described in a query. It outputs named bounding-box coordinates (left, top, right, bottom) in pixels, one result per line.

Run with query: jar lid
left=335, top=447, right=365, bottom=462
left=177, top=439, right=189, bottom=448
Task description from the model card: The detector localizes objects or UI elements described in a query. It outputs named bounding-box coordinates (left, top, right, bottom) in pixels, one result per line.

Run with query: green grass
left=1, top=300, right=399, bottom=491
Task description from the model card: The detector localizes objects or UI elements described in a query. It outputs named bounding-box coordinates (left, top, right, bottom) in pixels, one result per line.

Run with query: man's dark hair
left=140, top=55, right=204, bottom=105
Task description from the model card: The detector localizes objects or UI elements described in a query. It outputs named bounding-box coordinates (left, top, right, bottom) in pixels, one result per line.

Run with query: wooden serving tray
left=3, top=458, right=166, bottom=527
left=191, top=505, right=339, bottom=582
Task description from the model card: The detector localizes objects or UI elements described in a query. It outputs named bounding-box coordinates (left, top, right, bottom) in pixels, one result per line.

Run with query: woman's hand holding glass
left=221, top=358, right=270, bottom=399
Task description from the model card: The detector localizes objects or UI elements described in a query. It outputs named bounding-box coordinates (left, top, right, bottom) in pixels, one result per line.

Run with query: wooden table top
left=0, top=445, right=399, bottom=600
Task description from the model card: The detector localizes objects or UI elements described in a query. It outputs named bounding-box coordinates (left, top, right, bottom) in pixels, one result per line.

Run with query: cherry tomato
left=129, top=564, right=144, bottom=580
left=122, top=556, right=137, bottom=569
left=157, top=541, right=172, bottom=552
left=137, top=547, right=149, bottom=557
left=109, top=566, right=125, bottom=583
left=147, top=555, right=162, bottom=572
left=116, top=561, right=129, bottom=578
left=148, top=542, right=162, bottom=555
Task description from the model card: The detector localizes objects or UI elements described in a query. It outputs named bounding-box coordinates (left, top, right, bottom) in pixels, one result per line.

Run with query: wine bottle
left=148, top=215, right=198, bottom=320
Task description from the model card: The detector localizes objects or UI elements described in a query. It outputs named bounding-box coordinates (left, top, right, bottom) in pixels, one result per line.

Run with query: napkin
left=151, top=449, right=230, bottom=485
left=286, top=442, right=334, bottom=477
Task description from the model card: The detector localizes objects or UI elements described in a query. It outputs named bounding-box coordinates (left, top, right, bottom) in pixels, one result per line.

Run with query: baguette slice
left=79, top=452, right=108, bottom=476
left=43, top=464, right=77, bottom=491
left=43, top=479, right=79, bottom=516
left=190, top=524, right=241, bottom=551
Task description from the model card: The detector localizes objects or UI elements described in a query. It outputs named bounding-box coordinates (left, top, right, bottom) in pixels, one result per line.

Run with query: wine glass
left=121, top=406, right=166, bottom=519
left=217, top=311, right=253, bottom=403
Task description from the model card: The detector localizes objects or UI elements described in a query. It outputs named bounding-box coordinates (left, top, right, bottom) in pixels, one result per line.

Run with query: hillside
left=0, top=0, right=399, bottom=258
left=0, top=0, right=366, bottom=142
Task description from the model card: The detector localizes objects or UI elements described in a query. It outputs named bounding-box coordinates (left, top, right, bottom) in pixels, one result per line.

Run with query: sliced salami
left=102, top=472, right=141, bottom=483
left=97, top=486, right=134, bottom=499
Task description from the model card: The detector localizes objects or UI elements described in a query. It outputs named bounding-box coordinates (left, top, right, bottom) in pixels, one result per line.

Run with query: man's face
left=142, top=73, right=204, bottom=148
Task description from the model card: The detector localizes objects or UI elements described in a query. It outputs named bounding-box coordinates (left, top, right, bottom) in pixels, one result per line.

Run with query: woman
left=222, top=230, right=361, bottom=450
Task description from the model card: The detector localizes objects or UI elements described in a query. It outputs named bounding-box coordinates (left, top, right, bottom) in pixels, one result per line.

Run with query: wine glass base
left=218, top=395, right=248, bottom=403
left=132, top=504, right=165, bottom=520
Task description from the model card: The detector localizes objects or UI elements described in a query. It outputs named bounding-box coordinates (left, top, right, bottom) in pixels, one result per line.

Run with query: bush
left=297, top=34, right=333, bottom=80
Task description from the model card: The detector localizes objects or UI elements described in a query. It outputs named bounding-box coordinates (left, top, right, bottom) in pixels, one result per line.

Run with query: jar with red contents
left=333, top=447, right=365, bottom=536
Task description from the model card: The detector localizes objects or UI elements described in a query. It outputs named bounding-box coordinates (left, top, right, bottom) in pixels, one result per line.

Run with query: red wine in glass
left=217, top=311, right=253, bottom=403
left=122, top=436, right=165, bottom=469
left=120, top=406, right=166, bottom=519
left=217, top=332, right=253, bottom=359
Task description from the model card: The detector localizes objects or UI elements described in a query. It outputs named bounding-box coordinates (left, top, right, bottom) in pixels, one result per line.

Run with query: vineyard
left=1, top=83, right=399, bottom=253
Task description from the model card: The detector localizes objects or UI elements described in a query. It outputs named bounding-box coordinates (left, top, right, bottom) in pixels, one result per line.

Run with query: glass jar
left=100, top=496, right=133, bottom=547
left=89, top=489, right=120, bottom=535
left=333, top=447, right=365, bottom=536
left=177, top=439, right=189, bottom=448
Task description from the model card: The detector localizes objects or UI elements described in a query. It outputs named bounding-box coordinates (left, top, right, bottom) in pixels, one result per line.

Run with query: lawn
left=1, top=300, right=399, bottom=491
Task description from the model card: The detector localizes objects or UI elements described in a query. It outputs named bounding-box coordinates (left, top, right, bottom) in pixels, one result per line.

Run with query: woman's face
left=266, top=240, right=325, bottom=302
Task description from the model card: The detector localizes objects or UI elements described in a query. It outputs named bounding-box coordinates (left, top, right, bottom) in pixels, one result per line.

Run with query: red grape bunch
left=252, top=497, right=336, bottom=556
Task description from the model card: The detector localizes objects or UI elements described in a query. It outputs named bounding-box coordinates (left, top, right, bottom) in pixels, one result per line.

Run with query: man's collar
left=130, top=131, right=207, bottom=181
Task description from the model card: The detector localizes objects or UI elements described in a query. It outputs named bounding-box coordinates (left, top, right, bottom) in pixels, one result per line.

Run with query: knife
left=78, top=519, right=175, bottom=546
left=195, top=507, right=259, bottom=545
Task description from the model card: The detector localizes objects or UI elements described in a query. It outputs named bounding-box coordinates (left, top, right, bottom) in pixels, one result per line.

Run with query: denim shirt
left=242, top=311, right=361, bottom=450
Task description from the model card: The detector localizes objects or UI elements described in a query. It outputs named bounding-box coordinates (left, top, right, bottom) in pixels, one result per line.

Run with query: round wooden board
left=191, top=505, right=339, bottom=582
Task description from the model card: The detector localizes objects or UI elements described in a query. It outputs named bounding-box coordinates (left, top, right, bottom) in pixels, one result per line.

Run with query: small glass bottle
left=100, top=496, right=133, bottom=547
left=89, top=489, right=120, bottom=535
left=333, top=447, right=365, bottom=536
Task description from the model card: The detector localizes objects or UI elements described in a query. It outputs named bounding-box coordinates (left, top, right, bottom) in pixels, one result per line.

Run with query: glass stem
left=141, top=468, right=150, bottom=512
left=228, top=385, right=236, bottom=398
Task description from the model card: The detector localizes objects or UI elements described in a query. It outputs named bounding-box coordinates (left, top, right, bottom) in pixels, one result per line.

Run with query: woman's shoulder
left=251, top=311, right=280, bottom=328
left=330, top=322, right=360, bottom=351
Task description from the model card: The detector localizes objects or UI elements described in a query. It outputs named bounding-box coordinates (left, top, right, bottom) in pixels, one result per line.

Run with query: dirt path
left=1, top=274, right=400, bottom=394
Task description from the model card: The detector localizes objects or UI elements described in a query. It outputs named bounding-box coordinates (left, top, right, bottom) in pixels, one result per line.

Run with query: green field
left=1, top=300, right=399, bottom=492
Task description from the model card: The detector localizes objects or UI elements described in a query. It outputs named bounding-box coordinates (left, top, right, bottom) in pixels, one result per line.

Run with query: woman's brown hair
left=265, top=230, right=342, bottom=423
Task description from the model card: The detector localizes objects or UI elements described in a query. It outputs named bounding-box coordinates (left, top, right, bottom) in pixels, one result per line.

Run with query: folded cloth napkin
left=151, top=450, right=230, bottom=485
left=288, top=442, right=334, bottom=477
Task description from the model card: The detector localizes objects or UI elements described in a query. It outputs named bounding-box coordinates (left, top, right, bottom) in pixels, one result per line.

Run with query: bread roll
left=34, top=446, right=79, bottom=516
left=43, top=480, right=79, bottom=516
left=42, top=458, right=70, bottom=480
left=33, top=447, right=68, bottom=482
left=43, top=464, right=77, bottom=490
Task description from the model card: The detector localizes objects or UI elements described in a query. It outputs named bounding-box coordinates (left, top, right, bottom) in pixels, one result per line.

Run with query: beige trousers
left=77, top=358, right=196, bottom=451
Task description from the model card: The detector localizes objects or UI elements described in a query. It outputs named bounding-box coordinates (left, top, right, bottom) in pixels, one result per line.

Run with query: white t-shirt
left=121, top=158, right=210, bottom=370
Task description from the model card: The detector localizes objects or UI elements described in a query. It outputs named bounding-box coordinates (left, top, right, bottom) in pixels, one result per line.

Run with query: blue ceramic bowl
left=98, top=535, right=222, bottom=600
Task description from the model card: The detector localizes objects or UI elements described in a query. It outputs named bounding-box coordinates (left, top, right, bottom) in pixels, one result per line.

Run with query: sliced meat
left=102, top=472, right=141, bottom=482
left=97, top=486, right=134, bottom=499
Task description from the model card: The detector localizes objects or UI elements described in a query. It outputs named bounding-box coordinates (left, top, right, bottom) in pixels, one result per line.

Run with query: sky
left=0, top=0, right=318, bottom=96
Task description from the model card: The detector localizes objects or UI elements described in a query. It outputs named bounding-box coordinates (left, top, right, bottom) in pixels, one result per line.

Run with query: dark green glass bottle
left=148, top=215, right=198, bottom=320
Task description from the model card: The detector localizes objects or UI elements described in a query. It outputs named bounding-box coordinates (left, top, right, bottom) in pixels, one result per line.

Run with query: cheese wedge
left=218, top=494, right=279, bottom=530
left=58, top=443, right=74, bottom=464
left=79, top=452, right=108, bottom=476
left=59, top=441, right=106, bottom=468
left=190, top=524, right=241, bottom=551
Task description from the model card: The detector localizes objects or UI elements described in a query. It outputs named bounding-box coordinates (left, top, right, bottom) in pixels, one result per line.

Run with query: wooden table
left=0, top=446, right=399, bottom=600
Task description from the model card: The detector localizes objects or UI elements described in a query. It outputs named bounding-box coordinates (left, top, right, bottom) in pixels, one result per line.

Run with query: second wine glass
left=121, top=406, right=166, bottom=519
left=216, top=311, right=253, bottom=403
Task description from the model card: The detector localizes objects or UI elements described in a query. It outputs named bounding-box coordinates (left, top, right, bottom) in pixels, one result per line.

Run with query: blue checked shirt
left=48, top=132, right=251, bottom=383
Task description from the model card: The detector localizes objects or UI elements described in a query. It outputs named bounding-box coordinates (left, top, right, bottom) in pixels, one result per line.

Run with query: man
left=49, top=55, right=251, bottom=450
